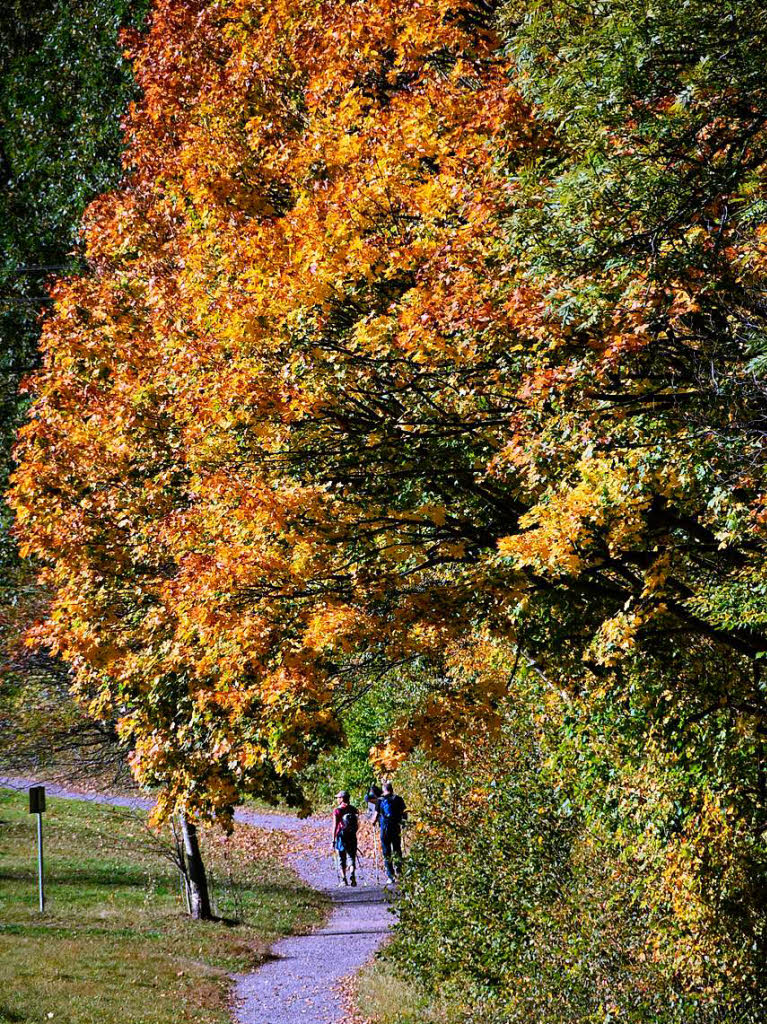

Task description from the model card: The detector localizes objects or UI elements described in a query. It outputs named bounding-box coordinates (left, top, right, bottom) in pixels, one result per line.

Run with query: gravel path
left=0, top=776, right=393, bottom=1024
left=232, top=836, right=391, bottom=1024
left=0, top=776, right=155, bottom=811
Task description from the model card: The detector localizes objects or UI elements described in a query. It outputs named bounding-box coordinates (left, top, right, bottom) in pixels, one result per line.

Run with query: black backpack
left=340, top=806, right=358, bottom=838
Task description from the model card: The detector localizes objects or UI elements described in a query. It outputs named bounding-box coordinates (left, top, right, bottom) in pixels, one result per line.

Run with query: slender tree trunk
left=179, top=815, right=212, bottom=921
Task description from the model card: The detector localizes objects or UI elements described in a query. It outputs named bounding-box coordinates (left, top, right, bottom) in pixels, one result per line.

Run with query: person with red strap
left=332, top=790, right=359, bottom=886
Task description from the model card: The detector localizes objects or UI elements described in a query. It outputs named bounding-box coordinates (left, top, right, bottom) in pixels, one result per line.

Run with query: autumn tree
left=11, top=0, right=529, bottom=816
left=10, top=0, right=767, bottom=1002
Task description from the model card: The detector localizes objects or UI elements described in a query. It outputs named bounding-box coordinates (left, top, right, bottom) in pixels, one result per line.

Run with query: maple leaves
left=8, top=0, right=765, bottom=787
left=6, top=0, right=767, bottom=1010
left=11, top=0, right=532, bottom=811
left=8, top=8, right=767, bottom=1001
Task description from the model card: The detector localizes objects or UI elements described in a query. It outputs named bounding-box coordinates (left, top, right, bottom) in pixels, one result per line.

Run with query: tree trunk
left=179, top=815, right=212, bottom=921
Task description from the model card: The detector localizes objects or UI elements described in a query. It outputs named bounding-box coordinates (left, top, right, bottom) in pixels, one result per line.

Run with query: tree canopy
left=9, top=0, right=767, bottom=1011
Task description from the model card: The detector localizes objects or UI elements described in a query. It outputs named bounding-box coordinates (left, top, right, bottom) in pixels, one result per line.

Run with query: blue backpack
left=378, top=794, right=405, bottom=828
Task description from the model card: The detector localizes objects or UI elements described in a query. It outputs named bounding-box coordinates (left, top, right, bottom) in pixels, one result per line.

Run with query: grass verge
left=351, top=960, right=453, bottom=1024
left=0, top=786, right=327, bottom=1024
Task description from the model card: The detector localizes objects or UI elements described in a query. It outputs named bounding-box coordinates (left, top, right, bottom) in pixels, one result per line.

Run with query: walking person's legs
left=391, top=828, right=403, bottom=878
left=349, top=844, right=358, bottom=886
left=380, top=828, right=396, bottom=882
left=336, top=839, right=349, bottom=884
left=373, top=831, right=382, bottom=883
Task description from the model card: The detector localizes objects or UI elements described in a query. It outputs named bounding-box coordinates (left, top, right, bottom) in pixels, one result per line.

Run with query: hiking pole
left=332, top=848, right=341, bottom=884
left=373, top=833, right=382, bottom=884
left=336, top=850, right=344, bottom=885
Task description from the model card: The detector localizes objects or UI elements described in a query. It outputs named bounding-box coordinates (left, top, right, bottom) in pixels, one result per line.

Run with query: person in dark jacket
left=365, top=783, right=382, bottom=813
left=373, top=781, right=406, bottom=883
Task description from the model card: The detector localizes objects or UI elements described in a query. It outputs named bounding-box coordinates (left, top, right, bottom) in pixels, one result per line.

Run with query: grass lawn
left=0, top=787, right=327, bottom=1024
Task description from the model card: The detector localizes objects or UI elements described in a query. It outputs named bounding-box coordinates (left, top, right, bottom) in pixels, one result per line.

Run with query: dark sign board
left=29, top=786, right=46, bottom=814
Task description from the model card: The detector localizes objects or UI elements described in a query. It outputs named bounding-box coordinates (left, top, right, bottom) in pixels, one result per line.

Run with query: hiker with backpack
left=373, top=781, right=407, bottom=884
left=332, top=790, right=359, bottom=887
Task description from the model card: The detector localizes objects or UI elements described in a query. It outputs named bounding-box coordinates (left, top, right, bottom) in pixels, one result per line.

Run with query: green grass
left=353, top=961, right=455, bottom=1024
left=0, top=787, right=327, bottom=1024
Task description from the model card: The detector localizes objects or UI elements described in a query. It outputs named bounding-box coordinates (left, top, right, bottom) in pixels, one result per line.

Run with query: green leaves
left=0, top=0, right=149, bottom=571
left=7, top=1, right=767, bottom=1011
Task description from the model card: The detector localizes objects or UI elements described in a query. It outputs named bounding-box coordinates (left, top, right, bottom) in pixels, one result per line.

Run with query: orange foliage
left=11, top=0, right=541, bottom=817
left=11, top=0, right=767, bottom=821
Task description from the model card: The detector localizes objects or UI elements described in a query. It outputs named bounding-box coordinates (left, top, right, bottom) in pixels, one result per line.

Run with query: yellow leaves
left=497, top=533, right=522, bottom=559
left=406, top=621, right=452, bottom=655
left=371, top=635, right=520, bottom=772
left=289, top=540, right=316, bottom=581
left=351, top=315, right=395, bottom=356
left=303, top=602, right=369, bottom=654
left=14, top=0, right=693, bottom=825
left=370, top=738, right=412, bottom=774
left=498, top=457, right=654, bottom=576
left=646, top=791, right=755, bottom=995
left=417, top=503, right=447, bottom=527
left=588, top=610, right=644, bottom=667
left=641, top=552, right=672, bottom=599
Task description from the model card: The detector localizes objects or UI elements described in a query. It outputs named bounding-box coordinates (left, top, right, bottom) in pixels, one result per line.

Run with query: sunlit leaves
left=9, top=0, right=767, bottom=1008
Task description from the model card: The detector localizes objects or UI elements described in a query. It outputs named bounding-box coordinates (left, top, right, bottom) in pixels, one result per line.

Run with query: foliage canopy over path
left=9, top=0, right=767, bottom=1016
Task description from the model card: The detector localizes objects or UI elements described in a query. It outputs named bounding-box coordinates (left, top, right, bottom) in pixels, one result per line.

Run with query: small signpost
left=28, top=786, right=46, bottom=912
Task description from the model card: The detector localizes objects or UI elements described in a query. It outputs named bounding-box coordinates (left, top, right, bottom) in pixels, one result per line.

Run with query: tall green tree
left=0, top=0, right=149, bottom=566
left=0, top=0, right=149, bottom=794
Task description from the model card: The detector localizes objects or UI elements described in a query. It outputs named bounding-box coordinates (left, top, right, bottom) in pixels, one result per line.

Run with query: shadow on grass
left=0, top=864, right=161, bottom=888
left=0, top=1004, right=28, bottom=1022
